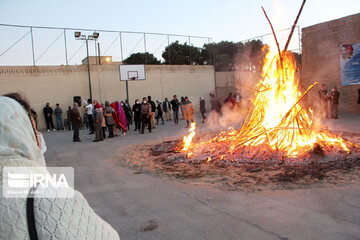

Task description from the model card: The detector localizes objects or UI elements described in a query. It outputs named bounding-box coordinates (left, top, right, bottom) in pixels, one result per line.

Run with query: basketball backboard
left=119, top=65, right=146, bottom=81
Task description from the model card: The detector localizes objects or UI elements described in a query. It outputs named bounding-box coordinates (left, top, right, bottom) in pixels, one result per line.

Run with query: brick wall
left=302, top=13, right=360, bottom=113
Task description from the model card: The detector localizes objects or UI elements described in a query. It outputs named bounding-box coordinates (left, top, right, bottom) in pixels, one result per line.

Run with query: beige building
left=0, top=64, right=215, bottom=130
left=302, top=13, right=360, bottom=113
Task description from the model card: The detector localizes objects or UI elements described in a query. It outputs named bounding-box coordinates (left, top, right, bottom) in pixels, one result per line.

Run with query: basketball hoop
left=131, top=77, right=136, bottom=80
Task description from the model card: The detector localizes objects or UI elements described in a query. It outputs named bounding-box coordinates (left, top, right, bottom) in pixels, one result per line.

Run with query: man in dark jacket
left=210, top=93, right=221, bottom=124
left=163, top=97, right=172, bottom=121
left=148, top=96, right=156, bottom=129
left=330, top=87, right=340, bottom=119
left=132, top=99, right=142, bottom=131
left=54, top=103, right=64, bottom=130
left=140, top=97, right=152, bottom=134
left=66, top=106, right=72, bottom=131
left=43, top=102, right=55, bottom=131
left=70, top=102, right=82, bottom=142
left=170, top=95, right=180, bottom=125
left=199, top=97, right=207, bottom=123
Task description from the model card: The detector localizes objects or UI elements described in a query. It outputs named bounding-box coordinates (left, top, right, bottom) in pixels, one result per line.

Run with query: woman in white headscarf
left=0, top=94, right=120, bottom=240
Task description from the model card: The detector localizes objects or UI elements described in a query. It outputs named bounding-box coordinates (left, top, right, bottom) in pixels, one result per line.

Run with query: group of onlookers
left=42, top=94, right=208, bottom=142
left=39, top=89, right=246, bottom=142
left=318, top=83, right=340, bottom=119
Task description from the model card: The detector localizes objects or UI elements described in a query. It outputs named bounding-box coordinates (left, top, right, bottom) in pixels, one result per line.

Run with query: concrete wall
left=302, top=13, right=360, bottom=112
left=215, top=71, right=261, bottom=102
left=0, top=64, right=215, bottom=130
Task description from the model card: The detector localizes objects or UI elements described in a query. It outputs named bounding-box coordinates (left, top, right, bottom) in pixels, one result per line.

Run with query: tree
left=235, top=40, right=268, bottom=72
left=123, top=52, right=160, bottom=64
left=162, top=41, right=202, bottom=65
left=201, top=41, right=238, bottom=71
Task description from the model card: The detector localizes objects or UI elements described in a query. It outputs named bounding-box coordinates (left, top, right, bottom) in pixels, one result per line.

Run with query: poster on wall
left=340, top=42, right=360, bottom=86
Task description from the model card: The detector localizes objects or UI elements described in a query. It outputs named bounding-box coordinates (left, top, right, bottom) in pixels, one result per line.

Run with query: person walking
left=93, top=99, right=104, bottom=142
left=70, top=102, right=82, bottom=142
left=43, top=102, right=55, bottom=131
left=54, top=103, right=64, bottom=130
left=148, top=96, right=156, bottom=128
left=104, top=101, right=115, bottom=138
left=83, top=99, right=95, bottom=134
left=156, top=100, right=164, bottom=125
left=199, top=97, right=207, bottom=123
left=330, top=87, right=340, bottom=119
left=170, top=95, right=180, bottom=125
left=210, top=93, right=221, bottom=124
left=163, top=97, right=172, bottom=121
left=132, top=99, right=142, bottom=131
left=182, top=97, right=194, bottom=128
left=140, top=97, right=152, bottom=134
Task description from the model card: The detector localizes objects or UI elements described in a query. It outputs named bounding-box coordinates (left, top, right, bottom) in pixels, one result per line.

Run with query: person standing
left=83, top=99, right=95, bottom=134
left=132, top=99, right=142, bottom=131
left=66, top=106, right=72, bottom=130
left=93, top=99, right=104, bottom=142
left=104, top=101, right=115, bottom=138
left=330, top=87, right=340, bottom=119
left=170, top=95, right=180, bottom=125
left=70, top=102, right=82, bottom=142
left=199, top=97, right=207, bottom=123
left=318, top=84, right=329, bottom=119
left=43, top=102, right=55, bottom=131
left=224, top=92, right=235, bottom=109
left=163, top=97, right=172, bottom=121
left=140, top=97, right=152, bottom=134
left=235, top=89, right=241, bottom=109
left=182, top=97, right=194, bottom=128
left=156, top=100, right=164, bottom=125
left=148, top=96, right=156, bottom=129
left=54, top=103, right=64, bottom=130
left=180, top=96, right=185, bottom=120
left=210, top=93, right=221, bottom=124
left=121, top=100, right=132, bottom=130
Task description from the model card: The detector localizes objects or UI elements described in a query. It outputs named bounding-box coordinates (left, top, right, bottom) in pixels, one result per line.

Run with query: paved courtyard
left=43, top=113, right=360, bottom=240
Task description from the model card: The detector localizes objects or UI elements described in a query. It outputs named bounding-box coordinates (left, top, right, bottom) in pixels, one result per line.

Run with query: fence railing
left=0, top=23, right=211, bottom=66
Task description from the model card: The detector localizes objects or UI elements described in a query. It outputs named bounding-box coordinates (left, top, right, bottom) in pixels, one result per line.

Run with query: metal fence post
left=167, top=35, right=171, bottom=64
left=30, top=27, right=35, bottom=66
left=64, top=29, right=68, bottom=65
left=119, top=32, right=123, bottom=61
left=188, top=36, right=191, bottom=65
left=144, top=33, right=147, bottom=64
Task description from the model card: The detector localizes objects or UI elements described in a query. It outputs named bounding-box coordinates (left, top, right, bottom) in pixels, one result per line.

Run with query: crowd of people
left=41, top=95, right=212, bottom=142
left=39, top=90, right=247, bottom=142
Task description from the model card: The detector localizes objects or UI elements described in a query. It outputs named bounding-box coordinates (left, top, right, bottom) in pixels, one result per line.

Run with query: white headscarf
left=0, top=96, right=46, bottom=174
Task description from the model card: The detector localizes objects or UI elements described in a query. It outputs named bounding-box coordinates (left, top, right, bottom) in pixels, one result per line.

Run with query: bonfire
left=175, top=0, right=357, bottom=164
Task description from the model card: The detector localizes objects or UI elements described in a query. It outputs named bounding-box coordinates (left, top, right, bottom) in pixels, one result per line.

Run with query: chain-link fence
left=0, top=24, right=211, bottom=66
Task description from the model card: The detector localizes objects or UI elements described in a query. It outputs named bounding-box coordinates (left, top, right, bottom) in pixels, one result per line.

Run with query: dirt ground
left=117, top=130, right=360, bottom=192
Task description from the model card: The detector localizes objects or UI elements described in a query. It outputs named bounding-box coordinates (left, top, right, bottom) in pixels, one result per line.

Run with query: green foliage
left=162, top=41, right=202, bottom=65
left=123, top=40, right=301, bottom=72
left=123, top=52, right=160, bottom=64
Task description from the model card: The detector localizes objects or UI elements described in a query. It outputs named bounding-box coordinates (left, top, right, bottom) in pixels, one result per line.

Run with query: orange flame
left=181, top=49, right=355, bottom=158
left=182, top=122, right=196, bottom=152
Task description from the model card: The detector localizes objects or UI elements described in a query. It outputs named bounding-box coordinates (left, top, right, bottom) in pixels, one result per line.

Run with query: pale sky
left=0, top=0, right=359, bottom=65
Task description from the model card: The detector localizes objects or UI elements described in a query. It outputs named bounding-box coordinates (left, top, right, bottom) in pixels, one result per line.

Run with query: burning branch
left=261, top=6, right=283, bottom=66
left=283, top=0, right=306, bottom=53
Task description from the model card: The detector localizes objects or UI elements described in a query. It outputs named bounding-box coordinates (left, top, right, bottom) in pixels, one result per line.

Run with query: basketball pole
left=126, top=80, right=129, bottom=103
